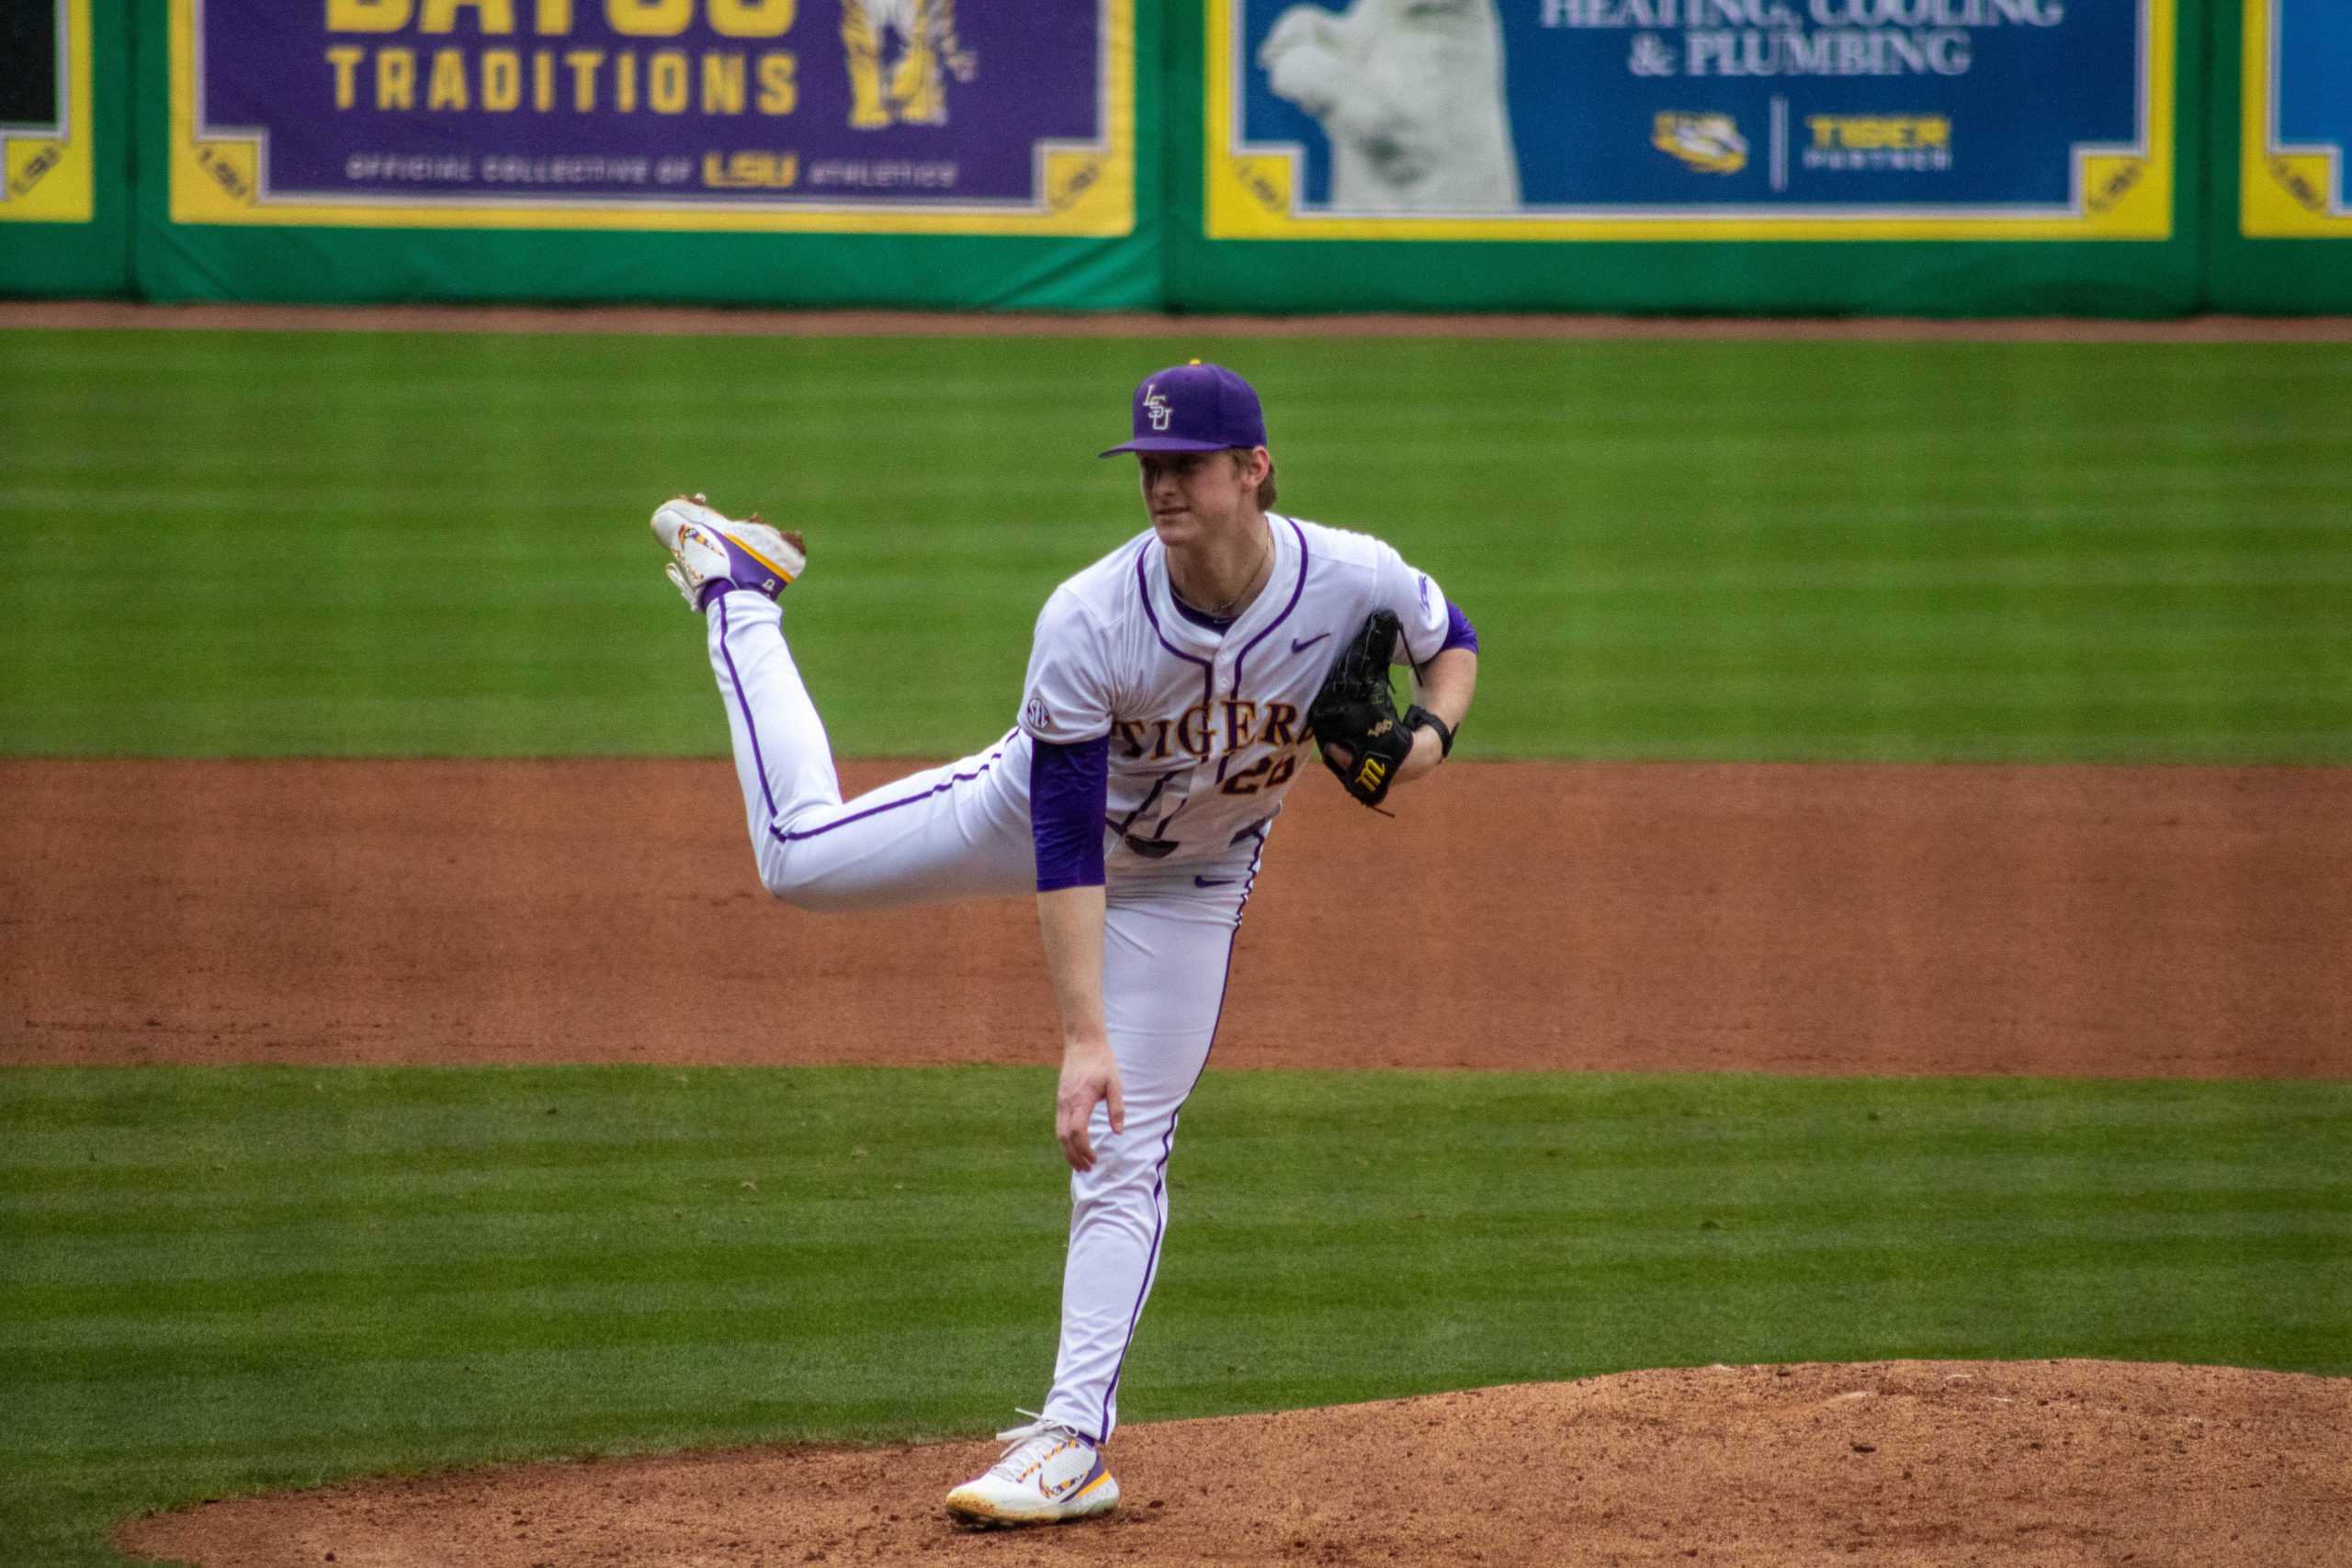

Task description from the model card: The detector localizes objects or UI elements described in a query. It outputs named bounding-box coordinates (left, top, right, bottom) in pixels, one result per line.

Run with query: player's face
left=1136, top=449, right=1265, bottom=547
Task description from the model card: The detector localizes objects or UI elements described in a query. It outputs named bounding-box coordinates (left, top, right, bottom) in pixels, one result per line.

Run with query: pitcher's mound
left=121, top=1360, right=2350, bottom=1568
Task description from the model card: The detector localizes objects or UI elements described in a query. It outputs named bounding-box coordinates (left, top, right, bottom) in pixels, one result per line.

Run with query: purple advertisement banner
left=176, top=0, right=1131, bottom=230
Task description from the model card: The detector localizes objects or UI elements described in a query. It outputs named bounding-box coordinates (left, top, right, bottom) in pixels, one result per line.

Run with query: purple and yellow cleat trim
left=679, top=522, right=797, bottom=596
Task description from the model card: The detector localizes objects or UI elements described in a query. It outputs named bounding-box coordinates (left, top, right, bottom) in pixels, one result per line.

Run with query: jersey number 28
left=1222, top=753, right=1299, bottom=795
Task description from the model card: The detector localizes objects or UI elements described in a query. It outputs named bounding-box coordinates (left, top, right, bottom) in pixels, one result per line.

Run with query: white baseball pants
left=705, top=592, right=1263, bottom=1442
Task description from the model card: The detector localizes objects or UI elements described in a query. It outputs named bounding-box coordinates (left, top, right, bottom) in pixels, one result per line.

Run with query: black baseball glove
left=1307, top=610, right=1415, bottom=809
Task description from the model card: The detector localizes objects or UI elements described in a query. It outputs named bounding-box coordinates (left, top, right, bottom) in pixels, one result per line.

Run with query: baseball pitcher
left=650, top=362, right=1480, bottom=1527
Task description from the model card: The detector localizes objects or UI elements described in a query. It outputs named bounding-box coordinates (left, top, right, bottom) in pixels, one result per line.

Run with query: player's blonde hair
left=1230, top=449, right=1277, bottom=511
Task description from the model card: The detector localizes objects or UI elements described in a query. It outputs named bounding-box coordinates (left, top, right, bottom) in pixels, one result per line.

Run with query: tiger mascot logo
left=842, top=0, right=977, bottom=129
left=1652, top=112, right=1748, bottom=175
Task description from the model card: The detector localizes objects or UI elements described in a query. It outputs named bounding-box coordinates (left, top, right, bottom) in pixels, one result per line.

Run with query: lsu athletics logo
left=702, top=152, right=800, bottom=189
left=1143, top=385, right=1172, bottom=431
left=1653, top=112, right=1747, bottom=175
left=842, top=0, right=976, bottom=130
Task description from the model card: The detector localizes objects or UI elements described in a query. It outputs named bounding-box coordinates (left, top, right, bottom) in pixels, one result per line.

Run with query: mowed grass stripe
left=6, top=1059, right=2334, bottom=1169
left=10, top=1217, right=2342, bottom=1389
left=3, top=1068, right=2348, bottom=1559
left=5, top=1072, right=2352, bottom=1401
left=10, top=1210, right=2338, bottom=1372
left=5, top=330, right=2349, bottom=761
left=10, top=1172, right=2340, bottom=1313
left=15, top=1147, right=2341, bottom=1231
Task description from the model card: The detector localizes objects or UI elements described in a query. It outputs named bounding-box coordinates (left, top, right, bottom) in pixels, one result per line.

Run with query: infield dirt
left=15, top=756, right=2350, bottom=1568
left=6, top=758, right=2347, bottom=1078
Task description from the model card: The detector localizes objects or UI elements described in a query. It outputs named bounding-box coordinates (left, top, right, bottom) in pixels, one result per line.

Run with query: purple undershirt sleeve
left=1440, top=601, right=1480, bottom=656
left=1030, top=733, right=1110, bottom=893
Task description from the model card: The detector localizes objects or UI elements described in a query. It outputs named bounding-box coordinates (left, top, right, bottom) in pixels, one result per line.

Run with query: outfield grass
left=2, top=330, right=2347, bottom=761
left=3, top=1066, right=2347, bottom=1566
left=6, top=324, right=2346, bottom=1568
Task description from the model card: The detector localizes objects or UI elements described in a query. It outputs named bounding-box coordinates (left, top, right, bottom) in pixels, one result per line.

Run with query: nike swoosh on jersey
left=1290, top=632, right=1332, bottom=654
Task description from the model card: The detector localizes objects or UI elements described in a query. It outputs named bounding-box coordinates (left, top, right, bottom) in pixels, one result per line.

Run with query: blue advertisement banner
left=169, top=0, right=1133, bottom=233
left=2241, top=0, right=2352, bottom=234
left=1207, top=0, right=2174, bottom=240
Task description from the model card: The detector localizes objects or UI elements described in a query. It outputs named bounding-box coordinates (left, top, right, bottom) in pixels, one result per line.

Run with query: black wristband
left=1404, top=704, right=1454, bottom=760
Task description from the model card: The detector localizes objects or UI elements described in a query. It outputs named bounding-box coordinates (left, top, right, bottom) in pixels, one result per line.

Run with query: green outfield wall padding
left=8, top=0, right=2343, bottom=314
left=2205, top=0, right=2352, bottom=312
left=0, top=0, right=129, bottom=296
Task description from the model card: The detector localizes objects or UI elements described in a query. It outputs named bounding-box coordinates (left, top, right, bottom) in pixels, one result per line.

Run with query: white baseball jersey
left=1019, top=513, right=1455, bottom=873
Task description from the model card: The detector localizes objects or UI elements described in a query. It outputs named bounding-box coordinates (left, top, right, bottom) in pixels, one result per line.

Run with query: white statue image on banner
left=1257, top=0, right=1521, bottom=213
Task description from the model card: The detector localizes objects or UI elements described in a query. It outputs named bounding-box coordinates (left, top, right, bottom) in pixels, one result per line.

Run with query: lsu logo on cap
left=1143, top=384, right=1172, bottom=431
left=1653, top=112, right=1747, bottom=175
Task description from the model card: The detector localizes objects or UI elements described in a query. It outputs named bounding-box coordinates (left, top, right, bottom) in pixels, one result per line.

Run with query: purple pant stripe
left=1098, top=1128, right=1178, bottom=1442
left=1094, top=864, right=1259, bottom=1438
left=768, top=740, right=1009, bottom=846
left=714, top=598, right=781, bottom=827
left=718, top=603, right=1001, bottom=852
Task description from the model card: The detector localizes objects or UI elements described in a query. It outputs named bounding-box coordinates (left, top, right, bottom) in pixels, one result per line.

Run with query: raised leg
left=704, top=591, right=1031, bottom=911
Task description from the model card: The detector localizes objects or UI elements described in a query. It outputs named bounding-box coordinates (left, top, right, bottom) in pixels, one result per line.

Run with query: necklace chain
left=1182, top=530, right=1272, bottom=620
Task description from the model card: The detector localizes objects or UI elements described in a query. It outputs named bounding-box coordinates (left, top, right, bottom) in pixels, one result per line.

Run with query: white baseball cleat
left=650, top=493, right=806, bottom=610
left=944, top=1412, right=1120, bottom=1529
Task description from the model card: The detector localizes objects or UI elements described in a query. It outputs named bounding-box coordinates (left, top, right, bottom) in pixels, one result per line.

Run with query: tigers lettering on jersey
left=1112, top=700, right=1300, bottom=761
left=1018, top=514, right=1453, bottom=867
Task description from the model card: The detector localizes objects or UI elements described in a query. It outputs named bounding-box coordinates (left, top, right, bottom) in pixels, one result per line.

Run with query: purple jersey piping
left=1095, top=831, right=1269, bottom=1441
left=1230, top=517, right=1309, bottom=694
left=1168, top=595, right=1237, bottom=634
left=1135, top=542, right=1216, bottom=711
left=768, top=732, right=1013, bottom=845
left=715, top=597, right=781, bottom=827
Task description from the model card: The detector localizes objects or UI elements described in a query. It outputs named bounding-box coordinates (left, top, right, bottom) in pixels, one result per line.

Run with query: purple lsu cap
left=1099, top=361, right=1268, bottom=457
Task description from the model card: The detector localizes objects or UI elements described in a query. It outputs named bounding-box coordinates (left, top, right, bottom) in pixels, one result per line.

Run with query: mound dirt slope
left=6, top=759, right=2349, bottom=1077
left=119, top=1360, right=2352, bottom=1568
